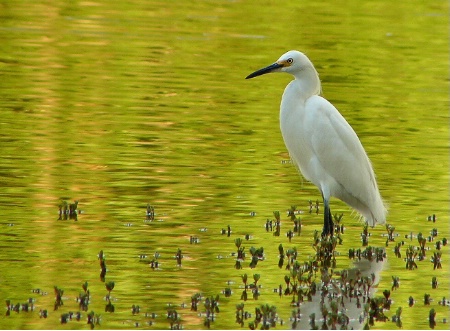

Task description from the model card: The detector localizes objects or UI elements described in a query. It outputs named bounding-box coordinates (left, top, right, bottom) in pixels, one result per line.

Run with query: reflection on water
left=292, top=256, right=386, bottom=330
left=0, top=0, right=448, bottom=330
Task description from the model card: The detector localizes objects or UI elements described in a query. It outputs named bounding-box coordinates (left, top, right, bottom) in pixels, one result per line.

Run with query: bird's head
left=246, top=50, right=314, bottom=79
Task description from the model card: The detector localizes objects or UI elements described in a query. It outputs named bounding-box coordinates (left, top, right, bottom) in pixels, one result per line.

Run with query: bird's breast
left=279, top=90, right=316, bottom=181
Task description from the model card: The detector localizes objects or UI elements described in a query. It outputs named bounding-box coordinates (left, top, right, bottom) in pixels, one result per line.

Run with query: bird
left=246, top=50, right=386, bottom=236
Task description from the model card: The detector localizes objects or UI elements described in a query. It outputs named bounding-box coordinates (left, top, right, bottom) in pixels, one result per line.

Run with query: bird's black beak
left=245, top=62, right=283, bottom=79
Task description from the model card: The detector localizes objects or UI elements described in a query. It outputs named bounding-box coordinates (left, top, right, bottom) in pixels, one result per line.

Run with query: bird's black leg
left=322, top=199, right=334, bottom=237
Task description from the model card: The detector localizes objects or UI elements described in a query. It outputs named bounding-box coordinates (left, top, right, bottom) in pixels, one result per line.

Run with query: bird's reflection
left=291, top=255, right=386, bottom=329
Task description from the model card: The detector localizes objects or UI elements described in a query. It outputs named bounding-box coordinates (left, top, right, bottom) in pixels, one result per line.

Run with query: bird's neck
left=293, top=67, right=321, bottom=98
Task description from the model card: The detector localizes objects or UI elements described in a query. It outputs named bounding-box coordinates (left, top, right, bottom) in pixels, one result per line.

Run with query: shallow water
left=0, top=1, right=448, bottom=330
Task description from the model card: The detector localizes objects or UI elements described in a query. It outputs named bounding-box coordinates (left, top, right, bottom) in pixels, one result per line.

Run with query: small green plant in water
left=392, top=306, right=402, bottom=328
left=431, top=251, right=442, bottom=269
left=78, top=281, right=90, bottom=311
left=429, top=308, right=436, bottom=329
left=273, top=211, right=281, bottom=236
left=175, top=248, right=183, bottom=266
left=405, top=245, right=418, bottom=270
left=53, top=286, right=64, bottom=310
left=146, top=204, right=155, bottom=222
left=190, top=293, right=202, bottom=311
left=167, top=308, right=181, bottom=330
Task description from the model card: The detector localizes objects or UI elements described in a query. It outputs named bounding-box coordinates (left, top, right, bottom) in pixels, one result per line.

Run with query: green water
left=0, top=1, right=448, bottom=329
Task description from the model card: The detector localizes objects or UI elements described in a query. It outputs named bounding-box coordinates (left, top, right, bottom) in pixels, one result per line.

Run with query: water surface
left=0, top=1, right=448, bottom=329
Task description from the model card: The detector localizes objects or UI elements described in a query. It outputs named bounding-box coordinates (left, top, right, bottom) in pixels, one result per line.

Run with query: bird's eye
left=286, top=58, right=294, bottom=64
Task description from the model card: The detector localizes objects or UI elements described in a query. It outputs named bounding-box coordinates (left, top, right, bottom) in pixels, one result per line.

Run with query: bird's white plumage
left=247, top=50, right=386, bottom=228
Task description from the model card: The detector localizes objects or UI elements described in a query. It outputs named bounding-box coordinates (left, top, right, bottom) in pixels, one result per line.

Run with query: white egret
left=246, top=50, right=386, bottom=236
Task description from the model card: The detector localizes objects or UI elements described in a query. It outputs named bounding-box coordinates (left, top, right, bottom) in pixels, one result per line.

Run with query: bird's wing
left=304, top=96, right=378, bottom=203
